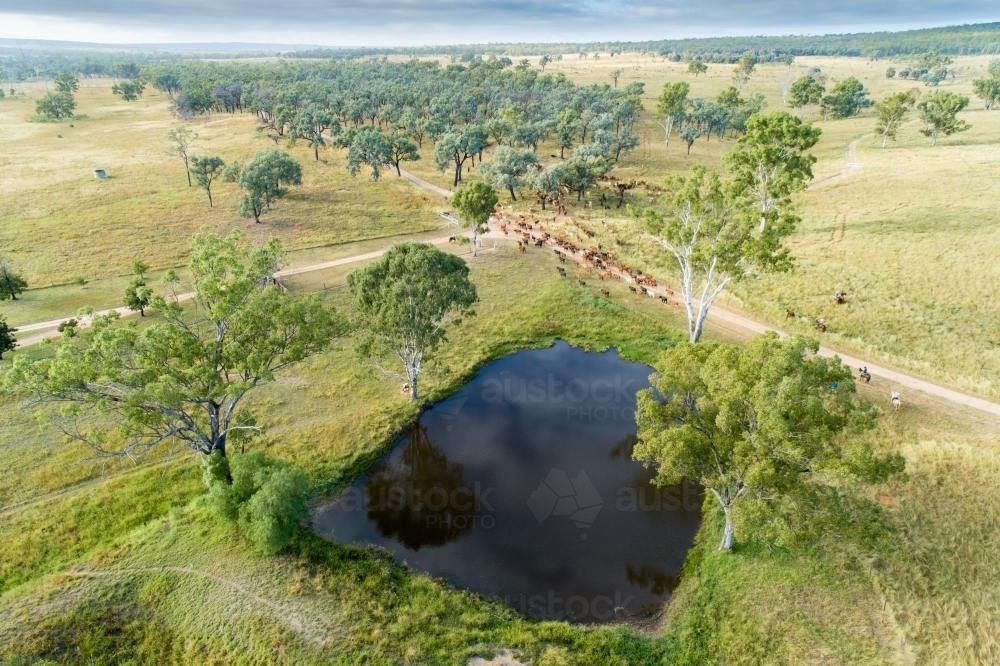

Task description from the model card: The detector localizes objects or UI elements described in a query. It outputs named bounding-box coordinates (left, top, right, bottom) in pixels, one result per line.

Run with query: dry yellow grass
left=0, top=80, right=443, bottom=288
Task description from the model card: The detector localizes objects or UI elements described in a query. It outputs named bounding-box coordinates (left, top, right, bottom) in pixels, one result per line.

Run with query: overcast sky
left=0, top=1, right=997, bottom=47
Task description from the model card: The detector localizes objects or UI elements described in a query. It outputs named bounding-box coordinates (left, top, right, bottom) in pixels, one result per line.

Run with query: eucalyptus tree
left=634, top=333, right=902, bottom=551
left=732, top=52, right=757, bottom=91
left=479, top=146, right=538, bottom=201
left=400, top=108, right=428, bottom=147
left=527, top=164, right=565, bottom=210
left=561, top=144, right=611, bottom=201
left=678, top=123, right=703, bottom=155
left=346, top=242, right=477, bottom=402
left=166, top=126, right=197, bottom=186
left=0, top=258, right=28, bottom=301
left=190, top=155, right=226, bottom=206
left=777, top=70, right=796, bottom=104
left=820, top=77, right=871, bottom=119
left=224, top=149, right=303, bottom=223
left=54, top=72, right=79, bottom=93
left=4, top=231, right=344, bottom=462
left=788, top=76, right=825, bottom=118
left=0, top=316, right=15, bottom=360
left=344, top=126, right=392, bottom=181
left=123, top=259, right=151, bottom=317
left=635, top=166, right=796, bottom=343
left=722, top=111, right=821, bottom=231
left=917, top=90, right=970, bottom=145
left=112, top=80, right=146, bottom=101
left=386, top=132, right=421, bottom=176
left=555, top=108, right=580, bottom=157
left=290, top=104, right=337, bottom=160
left=655, top=81, right=689, bottom=145
left=485, top=113, right=516, bottom=147
left=973, top=77, right=1000, bottom=111
left=435, top=127, right=486, bottom=187
left=35, top=92, right=75, bottom=120
left=874, top=91, right=917, bottom=147
left=688, top=60, right=708, bottom=76
left=450, top=181, right=498, bottom=257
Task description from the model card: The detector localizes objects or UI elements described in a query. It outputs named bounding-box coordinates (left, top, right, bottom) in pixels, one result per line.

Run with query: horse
left=785, top=309, right=795, bottom=318
left=815, top=319, right=827, bottom=333
left=601, top=289, right=610, bottom=297
left=891, top=392, right=901, bottom=411
left=859, top=369, right=871, bottom=384
left=834, top=291, right=848, bottom=305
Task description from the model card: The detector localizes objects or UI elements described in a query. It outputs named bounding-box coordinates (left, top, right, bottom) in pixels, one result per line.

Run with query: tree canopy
left=346, top=242, right=477, bottom=401
left=190, top=155, right=226, bottom=207
left=450, top=181, right=498, bottom=257
left=4, top=231, right=344, bottom=461
left=123, top=259, right=152, bottom=317
left=821, top=76, right=871, bottom=119
left=655, top=81, right=689, bottom=145
left=225, top=149, right=303, bottom=222
left=636, top=166, right=795, bottom=343
left=634, top=333, right=904, bottom=551
left=35, top=91, right=75, bottom=120
left=917, top=90, right=971, bottom=145
left=478, top=146, right=537, bottom=201
left=723, top=111, right=820, bottom=231
left=0, top=258, right=28, bottom=301
left=166, top=126, right=197, bottom=186
left=344, top=126, right=391, bottom=181
left=788, top=76, right=825, bottom=116
left=874, top=91, right=917, bottom=147
left=0, top=316, right=16, bottom=360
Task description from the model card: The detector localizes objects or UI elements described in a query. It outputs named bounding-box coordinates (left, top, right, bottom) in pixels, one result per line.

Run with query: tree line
left=284, top=21, right=1000, bottom=61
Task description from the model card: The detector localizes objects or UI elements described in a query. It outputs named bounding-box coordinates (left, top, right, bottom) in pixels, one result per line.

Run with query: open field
left=3, top=243, right=999, bottom=663
left=0, top=80, right=444, bottom=289
left=3, top=52, right=1000, bottom=665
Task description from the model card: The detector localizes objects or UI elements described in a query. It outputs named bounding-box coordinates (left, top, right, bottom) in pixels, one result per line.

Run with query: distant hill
left=3, top=22, right=1000, bottom=82
left=290, top=22, right=1000, bottom=62
left=0, top=38, right=315, bottom=53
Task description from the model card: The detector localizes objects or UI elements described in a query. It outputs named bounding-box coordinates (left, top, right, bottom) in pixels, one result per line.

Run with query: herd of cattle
left=493, top=211, right=681, bottom=308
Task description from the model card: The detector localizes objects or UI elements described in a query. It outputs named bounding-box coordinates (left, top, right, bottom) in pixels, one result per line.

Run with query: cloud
left=0, top=0, right=998, bottom=45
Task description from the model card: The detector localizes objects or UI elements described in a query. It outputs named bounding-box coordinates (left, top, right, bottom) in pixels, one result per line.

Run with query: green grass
left=7, top=245, right=997, bottom=663
left=3, top=55, right=1000, bottom=665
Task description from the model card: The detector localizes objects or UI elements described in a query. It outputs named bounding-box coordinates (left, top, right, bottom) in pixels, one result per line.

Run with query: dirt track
left=11, top=161, right=1000, bottom=420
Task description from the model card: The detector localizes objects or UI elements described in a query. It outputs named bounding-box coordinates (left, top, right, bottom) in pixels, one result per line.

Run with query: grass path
left=13, top=232, right=458, bottom=347
left=810, top=134, right=867, bottom=188
left=399, top=167, right=453, bottom=199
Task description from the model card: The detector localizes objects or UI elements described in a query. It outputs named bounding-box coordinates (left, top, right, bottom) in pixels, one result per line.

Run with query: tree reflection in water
left=365, top=423, right=479, bottom=550
left=626, top=565, right=679, bottom=596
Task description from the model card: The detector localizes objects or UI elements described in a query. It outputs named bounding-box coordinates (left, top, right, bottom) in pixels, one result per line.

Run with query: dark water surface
left=313, top=341, right=702, bottom=623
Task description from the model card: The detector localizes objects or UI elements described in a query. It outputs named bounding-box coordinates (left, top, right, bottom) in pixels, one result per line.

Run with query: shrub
left=206, top=451, right=310, bottom=555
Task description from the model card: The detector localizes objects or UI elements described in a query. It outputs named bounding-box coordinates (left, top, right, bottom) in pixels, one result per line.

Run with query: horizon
left=1, top=2, right=998, bottom=48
